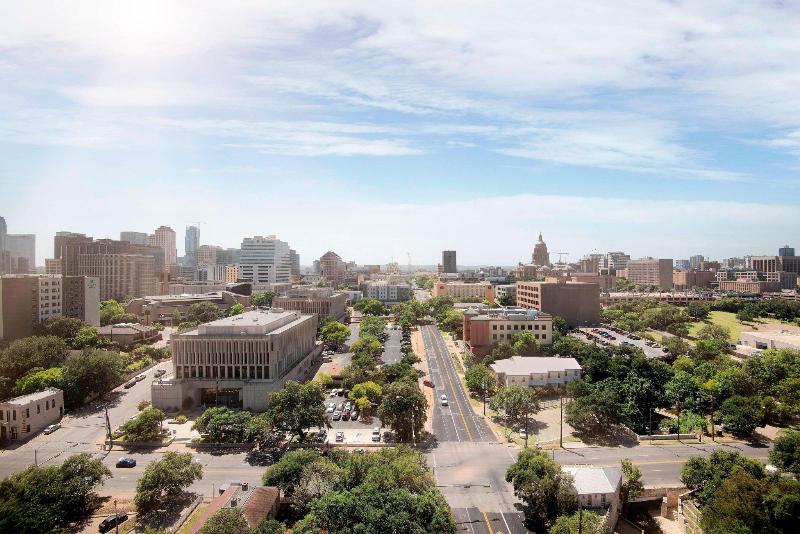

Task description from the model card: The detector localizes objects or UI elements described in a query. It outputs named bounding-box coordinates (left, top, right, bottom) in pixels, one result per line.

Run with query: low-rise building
left=738, top=330, right=800, bottom=351
left=432, top=280, right=495, bottom=301
left=494, top=284, right=516, bottom=304
left=185, top=484, right=280, bottom=534
left=0, top=388, right=64, bottom=441
left=489, top=356, right=582, bottom=387
left=125, top=291, right=250, bottom=325
left=568, top=272, right=618, bottom=291
left=561, top=465, right=622, bottom=512
left=673, top=269, right=716, bottom=289
left=463, top=308, right=553, bottom=359
left=98, top=323, right=161, bottom=348
left=152, top=310, right=318, bottom=411
left=272, top=287, right=347, bottom=322
left=516, top=279, right=600, bottom=327
left=600, top=291, right=712, bottom=306
left=718, top=279, right=780, bottom=294
left=362, top=281, right=412, bottom=303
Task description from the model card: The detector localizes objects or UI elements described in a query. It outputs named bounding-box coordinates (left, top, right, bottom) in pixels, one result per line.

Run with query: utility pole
left=524, top=411, right=529, bottom=449
left=482, top=376, right=487, bottom=416
left=559, top=395, right=563, bottom=448
left=34, top=448, right=38, bottom=467
left=710, top=394, right=715, bottom=442
left=578, top=504, right=583, bottom=534
left=105, top=406, right=112, bottom=450
left=649, top=407, right=653, bottom=445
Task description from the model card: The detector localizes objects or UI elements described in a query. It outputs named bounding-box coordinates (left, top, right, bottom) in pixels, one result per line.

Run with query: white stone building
left=489, top=356, right=582, bottom=387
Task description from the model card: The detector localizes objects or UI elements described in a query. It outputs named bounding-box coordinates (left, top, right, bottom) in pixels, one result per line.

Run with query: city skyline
left=2, top=2, right=800, bottom=264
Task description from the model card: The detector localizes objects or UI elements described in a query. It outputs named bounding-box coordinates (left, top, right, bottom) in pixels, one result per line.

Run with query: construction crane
left=555, top=252, right=570, bottom=264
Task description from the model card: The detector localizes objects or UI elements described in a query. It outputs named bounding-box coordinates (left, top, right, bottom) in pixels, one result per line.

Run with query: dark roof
left=242, top=486, right=280, bottom=525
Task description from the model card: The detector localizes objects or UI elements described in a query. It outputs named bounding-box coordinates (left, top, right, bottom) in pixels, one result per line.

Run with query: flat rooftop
left=490, top=356, right=581, bottom=375
left=1, top=387, right=61, bottom=405
left=179, top=309, right=311, bottom=337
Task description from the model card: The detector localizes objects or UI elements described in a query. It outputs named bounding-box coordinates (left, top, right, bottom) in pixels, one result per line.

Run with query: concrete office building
left=490, top=356, right=581, bottom=388
left=689, top=255, right=704, bottom=269
left=779, top=245, right=795, bottom=257
left=0, top=216, right=6, bottom=273
left=600, top=252, right=630, bottom=271
left=225, top=264, right=240, bottom=283
left=0, top=388, right=64, bottom=441
left=752, top=255, right=800, bottom=277
left=289, top=249, right=300, bottom=276
left=98, top=323, right=160, bottom=348
left=494, top=283, right=516, bottom=304
left=45, top=258, right=62, bottom=274
left=569, top=272, right=617, bottom=291
left=579, top=254, right=604, bottom=273
left=196, top=244, right=220, bottom=266
left=217, top=248, right=241, bottom=265
left=432, top=280, right=495, bottom=301
left=148, top=226, right=178, bottom=266
left=273, top=287, right=347, bottom=322
left=624, top=258, right=673, bottom=290
left=198, top=264, right=227, bottom=282
left=0, top=274, right=100, bottom=341
left=120, top=231, right=149, bottom=246
left=362, top=281, right=412, bottom=303
left=673, top=269, right=715, bottom=289
left=516, top=278, right=600, bottom=327
left=319, top=251, right=346, bottom=287
left=463, top=307, right=553, bottom=358
left=442, top=250, right=457, bottom=273
left=126, top=290, right=250, bottom=325
left=719, top=279, right=781, bottom=294
left=240, top=235, right=292, bottom=284
left=153, top=310, right=319, bottom=411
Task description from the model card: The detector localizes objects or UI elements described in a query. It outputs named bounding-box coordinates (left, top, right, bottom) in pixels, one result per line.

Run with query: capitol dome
left=532, top=232, right=551, bottom=266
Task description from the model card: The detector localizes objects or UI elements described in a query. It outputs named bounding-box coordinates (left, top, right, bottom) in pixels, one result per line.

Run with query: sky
left=1, top=1, right=800, bottom=267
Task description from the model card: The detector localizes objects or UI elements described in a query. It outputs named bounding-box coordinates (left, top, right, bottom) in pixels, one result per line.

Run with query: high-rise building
left=148, top=226, right=177, bottom=266
left=516, top=279, right=600, bottom=326
left=578, top=254, right=603, bottom=273
left=120, top=231, right=149, bottom=246
left=532, top=233, right=551, bottom=266
left=185, top=225, right=200, bottom=260
left=600, top=251, right=630, bottom=271
left=216, top=248, right=241, bottom=265
left=319, top=251, right=346, bottom=287
left=196, top=245, right=221, bottom=266
left=0, top=216, right=7, bottom=274
left=442, top=250, right=457, bottom=273
left=689, top=255, right=704, bottom=269
left=52, top=233, right=160, bottom=300
left=289, top=249, right=300, bottom=276
left=239, top=235, right=292, bottom=284
left=4, top=234, right=35, bottom=273
left=0, top=274, right=100, bottom=341
left=625, top=258, right=674, bottom=290
left=779, top=245, right=795, bottom=257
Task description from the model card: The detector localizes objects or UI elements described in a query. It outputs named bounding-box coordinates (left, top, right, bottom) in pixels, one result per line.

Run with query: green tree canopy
left=186, top=301, right=223, bottom=323
left=134, top=452, right=203, bottom=512
left=0, top=336, right=69, bottom=380
left=550, top=510, right=607, bottom=534
left=320, top=320, right=350, bottom=347
left=121, top=407, right=165, bottom=442
left=348, top=381, right=383, bottom=404
left=266, top=380, right=327, bottom=441
left=378, top=379, right=428, bottom=442
left=42, top=316, right=85, bottom=340
left=490, top=384, right=540, bottom=430
left=201, top=508, right=250, bottom=534
left=680, top=450, right=765, bottom=506
left=60, top=349, right=124, bottom=407
left=193, top=406, right=253, bottom=443
left=251, top=291, right=277, bottom=307
left=620, top=459, right=643, bottom=505
left=226, top=303, right=246, bottom=317
left=354, top=298, right=386, bottom=316
left=719, top=395, right=764, bottom=437
left=464, top=363, right=497, bottom=398
left=769, top=428, right=800, bottom=475
left=685, top=301, right=710, bottom=320
left=14, top=367, right=63, bottom=395
left=512, top=331, right=540, bottom=356
left=0, top=453, right=111, bottom=534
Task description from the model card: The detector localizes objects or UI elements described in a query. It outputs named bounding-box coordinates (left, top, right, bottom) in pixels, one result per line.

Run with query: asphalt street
left=420, top=324, right=494, bottom=443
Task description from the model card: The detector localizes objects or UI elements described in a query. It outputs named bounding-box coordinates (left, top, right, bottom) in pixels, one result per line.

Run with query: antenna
left=555, top=252, right=570, bottom=264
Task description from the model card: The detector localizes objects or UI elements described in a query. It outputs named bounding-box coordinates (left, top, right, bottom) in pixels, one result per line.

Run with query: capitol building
left=532, top=232, right=551, bottom=266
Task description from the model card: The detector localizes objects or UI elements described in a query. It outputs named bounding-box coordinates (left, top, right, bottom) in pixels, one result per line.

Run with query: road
left=420, top=324, right=528, bottom=533
left=420, top=325, right=493, bottom=443
left=415, top=288, right=431, bottom=301
left=380, top=327, right=403, bottom=365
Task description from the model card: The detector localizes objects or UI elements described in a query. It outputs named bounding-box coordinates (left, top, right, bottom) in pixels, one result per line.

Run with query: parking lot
left=574, top=326, right=670, bottom=359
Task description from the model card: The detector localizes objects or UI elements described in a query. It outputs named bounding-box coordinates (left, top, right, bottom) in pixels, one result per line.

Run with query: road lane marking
left=499, top=511, right=512, bottom=534
left=483, top=511, right=495, bottom=534
left=430, top=326, right=473, bottom=441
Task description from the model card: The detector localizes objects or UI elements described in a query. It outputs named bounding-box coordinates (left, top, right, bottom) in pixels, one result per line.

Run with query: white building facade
left=239, top=236, right=292, bottom=284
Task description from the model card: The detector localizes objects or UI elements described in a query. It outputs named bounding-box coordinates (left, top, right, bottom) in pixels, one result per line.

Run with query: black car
left=116, top=457, right=136, bottom=468
left=99, top=512, right=129, bottom=533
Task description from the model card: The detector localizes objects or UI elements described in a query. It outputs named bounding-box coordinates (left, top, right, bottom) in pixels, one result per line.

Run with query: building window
left=492, top=325, right=497, bottom=330
left=492, top=334, right=497, bottom=340
left=37, top=404, right=41, bottom=414
left=12, top=410, right=16, bottom=420
left=26, top=408, right=30, bottom=418
left=542, top=334, right=546, bottom=340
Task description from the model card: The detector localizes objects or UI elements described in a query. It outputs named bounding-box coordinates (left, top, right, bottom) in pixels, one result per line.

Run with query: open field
left=687, top=310, right=791, bottom=341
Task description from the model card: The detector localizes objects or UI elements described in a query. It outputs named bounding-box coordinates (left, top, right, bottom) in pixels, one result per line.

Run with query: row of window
left=0, top=398, right=59, bottom=422
left=492, top=333, right=547, bottom=341
left=492, top=323, right=546, bottom=331
left=176, top=364, right=271, bottom=380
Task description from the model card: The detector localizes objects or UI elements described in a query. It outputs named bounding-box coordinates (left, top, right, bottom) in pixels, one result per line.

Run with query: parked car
left=154, top=369, right=166, bottom=377
left=518, top=429, right=528, bottom=440
left=335, top=431, right=344, bottom=442
left=314, top=429, right=327, bottom=443
left=116, top=457, right=136, bottom=468
left=329, top=389, right=338, bottom=397
left=332, top=410, right=342, bottom=421
left=135, top=374, right=146, bottom=382
left=341, top=410, right=350, bottom=421
left=99, top=513, right=129, bottom=533
left=326, top=403, right=335, bottom=413
left=123, top=380, right=136, bottom=389
left=43, top=424, right=60, bottom=434
left=350, top=409, right=358, bottom=420
left=423, top=379, right=435, bottom=388
left=441, top=394, right=448, bottom=406
left=336, top=389, right=345, bottom=397
left=371, top=427, right=381, bottom=442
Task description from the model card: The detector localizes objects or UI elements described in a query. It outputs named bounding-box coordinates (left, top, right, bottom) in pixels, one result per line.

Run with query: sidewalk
left=412, top=328, right=434, bottom=435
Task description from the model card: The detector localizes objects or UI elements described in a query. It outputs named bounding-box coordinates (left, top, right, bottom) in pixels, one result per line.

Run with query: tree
left=60, top=349, right=124, bottom=407
left=262, top=449, right=326, bottom=496
left=72, top=325, right=112, bottom=349
left=437, top=308, right=464, bottom=337
left=770, top=428, right=800, bottom=475
left=486, top=340, right=514, bottom=364
left=696, top=324, right=729, bottom=342
left=359, top=316, right=387, bottom=338
left=0, top=453, right=110, bottom=534
left=0, top=336, right=68, bottom=380
left=193, top=406, right=253, bottom=443
left=266, top=380, right=327, bottom=441
left=250, top=518, right=287, bottom=534
left=665, top=370, right=701, bottom=407
left=736, top=306, right=757, bottom=322
left=349, top=337, right=383, bottom=359
left=135, top=452, right=203, bottom=512
left=685, top=301, right=710, bottom=321
left=201, top=508, right=250, bottom=534
left=700, top=471, right=773, bottom=534
left=505, top=448, right=577, bottom=531
left=620, top=459, right=643, bottom=505
left=226, top=303, right=246, bottom=317
left=348, top=381, right=383, bottom=404
left=465, top=363, right=497, bottom=398
left=512, top=331, right=539, bottom=356
left=251, top=291, right=277, bottom=307
left=665, top=321, right=690, bottom=338
left=243, top=413, right=276, bottom=445
left=121, top=407, right=165, bottom=442
left=295, top=485, right=456, bottom=534
left=662, top=335, right=691, bottom=358
left=320, top=320, right=350, bottom=347
left=354, top=298, right=385, bottom=316
left=292, top=460, right=343, bottom=514
left=42, top=316, right=84, bottom=340
left=719, top=395, right=763, bottom=437
left=552, top=316, right=569, bottom=336
left=490, top=385, right=540, bottom=431
left=14, top=367, right=63, bottom=395
left=378, top=379, right=427, bottom=442
left=680, top=450, right=765, bottom=506
left=186, top=302, right=223, bottom=323
left=550, top=510, right=607, bottom=534
left=99, top=299, right=126, bottom=325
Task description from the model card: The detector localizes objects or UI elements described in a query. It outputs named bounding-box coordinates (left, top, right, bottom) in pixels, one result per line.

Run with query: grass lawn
left=176, top=502, right=208, bottom=534
left=687, top=310, right=787, bottom=342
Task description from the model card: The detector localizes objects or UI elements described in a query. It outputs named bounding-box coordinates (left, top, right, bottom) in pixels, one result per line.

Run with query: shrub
left=175, top=415, right=188, bottom=424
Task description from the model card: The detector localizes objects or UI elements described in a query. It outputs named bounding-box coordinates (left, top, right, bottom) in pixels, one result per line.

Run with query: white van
left=371, top=427, right=381, bottom=442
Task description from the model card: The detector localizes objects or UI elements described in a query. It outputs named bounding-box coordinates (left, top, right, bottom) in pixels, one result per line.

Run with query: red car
left=423, top=379, right=435, bottom=388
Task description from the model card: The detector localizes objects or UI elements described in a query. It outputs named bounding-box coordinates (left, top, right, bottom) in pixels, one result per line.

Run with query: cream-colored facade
left=432, top=281, right=495, bottom=301
left=77, top=253, right=156, bottom=300
left=225, top=264, right=240, bottom=283
left=148, top=226, right=177, bottom=266
left=154, top=310, right=318, bottom=411
left=624, top=258, right=673, bottom=290
left=0, top=388, right=64, bottom=441
left=273, top=288, right=347, bottom=321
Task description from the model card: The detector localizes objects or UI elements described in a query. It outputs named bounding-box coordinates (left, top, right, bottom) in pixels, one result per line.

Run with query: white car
left=371, top=427, right=381, bottom=442
left=43, top=424, right=60, bottom=434
left=335, top=431, right=344, bottom=442
left=135, top=374, right=146, bottom=382
left=326, top=403, right=336, bottom=413
left=440, top=394, right=448, bottom=406
left=519, top=429, right=528, bottom=440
